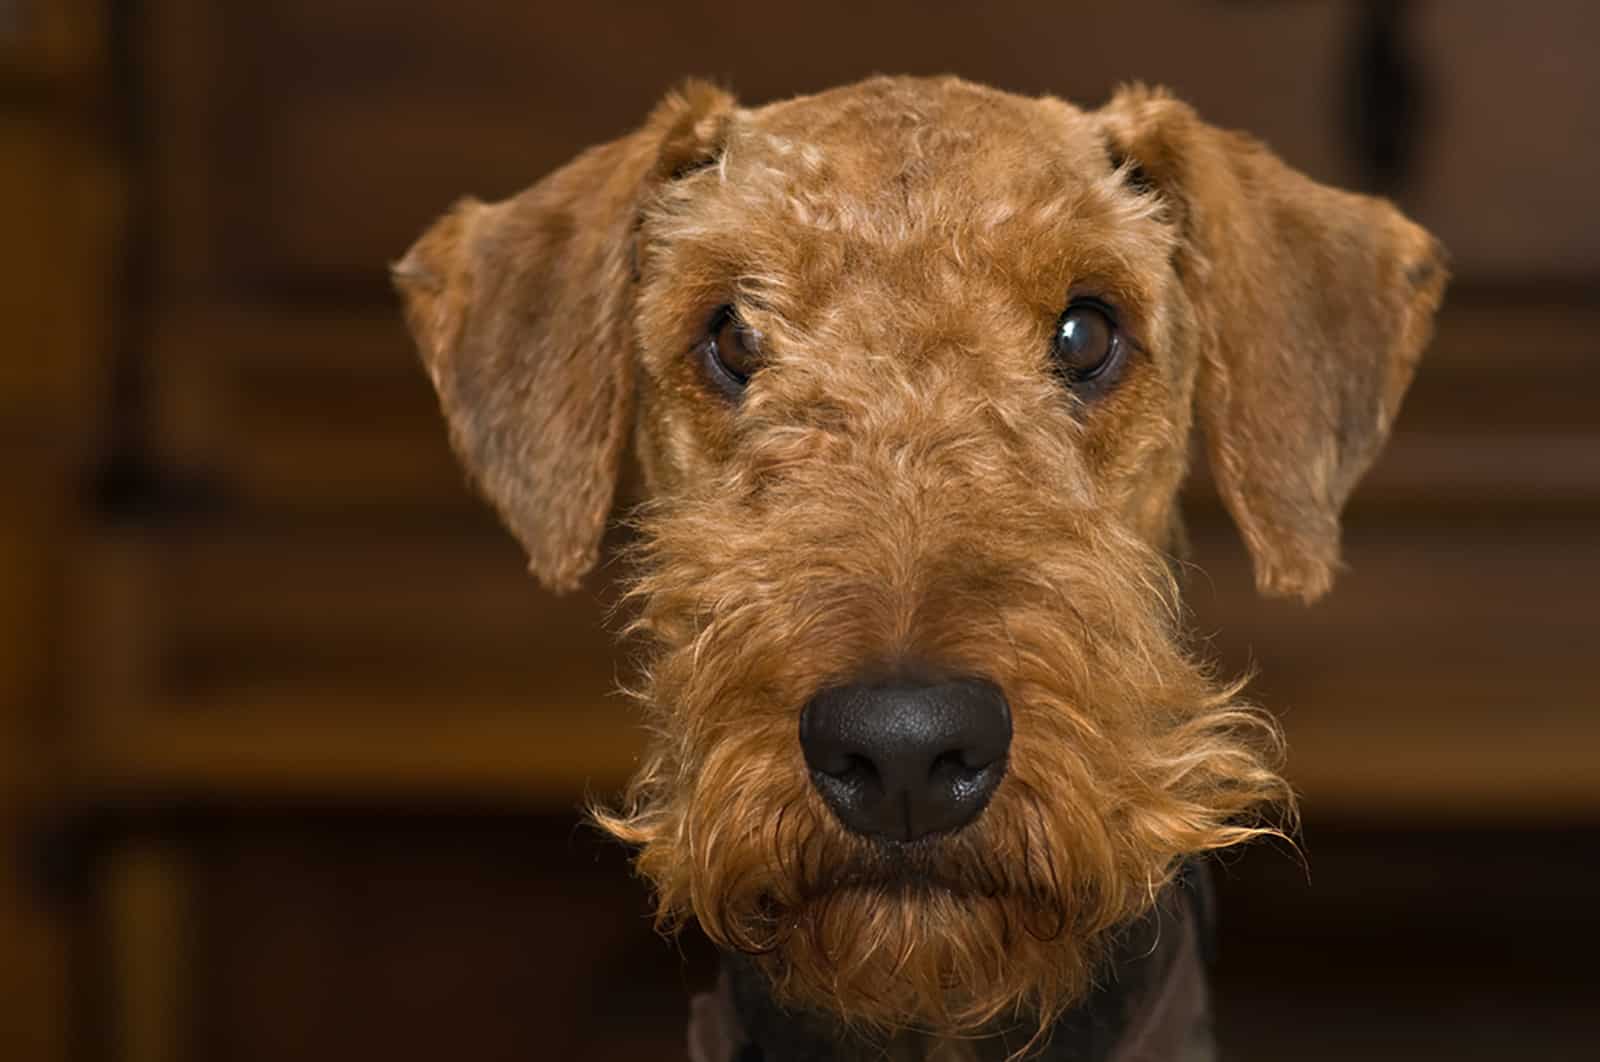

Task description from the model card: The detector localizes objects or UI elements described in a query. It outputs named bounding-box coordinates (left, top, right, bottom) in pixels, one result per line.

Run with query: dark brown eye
left=704, top=305, right=761, bottom=396
left=1051, top=299, right=1122, bottom=385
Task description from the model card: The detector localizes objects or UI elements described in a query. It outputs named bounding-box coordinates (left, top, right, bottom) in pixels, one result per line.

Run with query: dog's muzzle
left=799, top=676, right=1011, bottom=842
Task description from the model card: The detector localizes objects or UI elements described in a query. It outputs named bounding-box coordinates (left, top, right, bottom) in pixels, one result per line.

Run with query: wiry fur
left=396, top=75, right=1444, bottom=1049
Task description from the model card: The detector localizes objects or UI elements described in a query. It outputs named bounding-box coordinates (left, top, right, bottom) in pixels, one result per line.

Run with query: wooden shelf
left=68, top=689, right=645, bottom=805
left=1186, top=513, right=1600, bottom=821
left=55, top=507, right=1600, bottom=820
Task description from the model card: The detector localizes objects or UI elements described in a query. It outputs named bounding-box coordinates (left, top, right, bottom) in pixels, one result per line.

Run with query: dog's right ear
left=394, top=82, right=737, bottom=592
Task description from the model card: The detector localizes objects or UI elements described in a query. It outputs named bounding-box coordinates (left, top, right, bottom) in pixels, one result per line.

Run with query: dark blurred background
left=3, top=1, right=1598, bottom=1059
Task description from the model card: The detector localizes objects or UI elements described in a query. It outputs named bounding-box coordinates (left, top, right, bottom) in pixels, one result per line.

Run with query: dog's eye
left=1051, top=299, right=1123, bottom=387
left=704, top=306, right=761, bottom=396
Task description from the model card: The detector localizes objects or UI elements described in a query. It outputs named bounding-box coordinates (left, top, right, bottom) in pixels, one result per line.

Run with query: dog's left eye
left=703, top=306, right=762, bottom=397
left=1051, top=299, right=1123, bottom=388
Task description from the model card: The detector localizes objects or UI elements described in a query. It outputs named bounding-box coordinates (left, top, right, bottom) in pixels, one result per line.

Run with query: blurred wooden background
left=2, top=2, right=1597, bottom=1060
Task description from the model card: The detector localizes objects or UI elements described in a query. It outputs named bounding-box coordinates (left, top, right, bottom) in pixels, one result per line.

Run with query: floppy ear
left=1098, top=85, right=1447, bottom=602
left=394, top=81, right=737, bottom=592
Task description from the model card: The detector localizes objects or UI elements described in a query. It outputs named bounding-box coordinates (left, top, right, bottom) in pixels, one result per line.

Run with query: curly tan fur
left=397, top=76, right=1444, bottom=1046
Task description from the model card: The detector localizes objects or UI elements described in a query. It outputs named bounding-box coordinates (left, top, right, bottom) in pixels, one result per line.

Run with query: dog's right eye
left=703, top=306, right=761, bottom=397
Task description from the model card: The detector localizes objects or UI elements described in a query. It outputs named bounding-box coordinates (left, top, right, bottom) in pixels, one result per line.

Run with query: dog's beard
left=595, top=638, right=1290, bottom=1037
left=688, top=780, right=1108, bottom=1034
left=594, top=485, right=1293, bottom=1037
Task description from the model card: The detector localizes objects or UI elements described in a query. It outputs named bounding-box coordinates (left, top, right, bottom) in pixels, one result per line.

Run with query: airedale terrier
left=396, top=76, right=1445, bottom=1061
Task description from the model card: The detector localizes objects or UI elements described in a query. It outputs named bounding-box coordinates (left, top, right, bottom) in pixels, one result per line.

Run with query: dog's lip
left=797, top=876, right=992, bottom=910
left=801, top=844, right=992, bottom=900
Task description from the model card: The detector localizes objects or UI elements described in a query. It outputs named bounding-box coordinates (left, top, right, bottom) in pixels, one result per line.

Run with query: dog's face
left=398, top=77, right=1444, bottom=1035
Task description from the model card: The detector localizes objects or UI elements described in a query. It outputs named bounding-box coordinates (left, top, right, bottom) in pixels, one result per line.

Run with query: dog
left=395, top=76, right=1445, bottom=1061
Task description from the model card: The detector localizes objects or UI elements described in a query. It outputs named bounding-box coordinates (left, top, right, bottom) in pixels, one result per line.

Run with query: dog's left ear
left=394, top=81, right=737, bottom=592
left=1098, top=85, right=1447, bottom=602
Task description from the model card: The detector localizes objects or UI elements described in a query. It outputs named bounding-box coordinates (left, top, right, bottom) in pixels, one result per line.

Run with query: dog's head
left=397, top=77, right=1444, bottom=1036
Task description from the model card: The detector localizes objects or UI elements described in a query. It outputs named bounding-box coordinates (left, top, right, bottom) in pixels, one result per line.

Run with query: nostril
left=845, top=753, right=876, bottom=775
left=810, top=749, right=859, bottom=777
left=817, top=753, right=884, bottom=805
left=929, top=747, right=1003, bottom=802
left=936, top=744, right=999, bottom=774
left=832, top=753, right=879, bottom=786
left=929, top=748, right=978, bottom=780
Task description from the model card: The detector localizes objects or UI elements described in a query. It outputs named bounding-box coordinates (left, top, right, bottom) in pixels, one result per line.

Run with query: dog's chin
left=742, top=865, right=1095, bottom=1036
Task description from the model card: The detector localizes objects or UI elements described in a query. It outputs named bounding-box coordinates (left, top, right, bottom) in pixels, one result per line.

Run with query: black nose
left=799, top=677, right=1011, bottom=842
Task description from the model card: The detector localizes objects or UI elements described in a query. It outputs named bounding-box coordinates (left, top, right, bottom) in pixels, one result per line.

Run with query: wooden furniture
left=1, top=2, right=121, bottom=1058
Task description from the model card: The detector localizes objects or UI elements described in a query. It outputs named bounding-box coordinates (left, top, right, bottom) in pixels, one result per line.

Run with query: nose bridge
left=846, top=367, right=1019, bottom=516
left=742, top=268, right=1063, bottom=668
left=777, top=282, right=1022, bottom=503
left=768, top=402, right=1015, bottom=676
left=762, top=325, right=1000, bottom=511
left=807, top=274, right=1083, bottom=510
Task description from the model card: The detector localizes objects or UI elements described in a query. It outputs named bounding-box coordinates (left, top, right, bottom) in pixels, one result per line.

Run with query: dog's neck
left=689, top=864, right=1216, bottom=1062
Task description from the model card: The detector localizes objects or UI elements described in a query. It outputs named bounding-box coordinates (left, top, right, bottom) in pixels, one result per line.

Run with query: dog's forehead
left=729, top=77, right=1109, bottom=216
left=641, top=76, right=1172, bottom=337
left=634, top=74, right=1183, bottom=423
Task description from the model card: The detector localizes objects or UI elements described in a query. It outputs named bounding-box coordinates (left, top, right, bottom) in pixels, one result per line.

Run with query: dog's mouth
left=792, top=834, right=1013, bottom=905
left=747, top=836, right=1074, bottom=963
